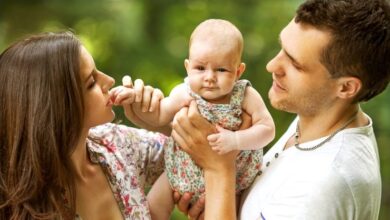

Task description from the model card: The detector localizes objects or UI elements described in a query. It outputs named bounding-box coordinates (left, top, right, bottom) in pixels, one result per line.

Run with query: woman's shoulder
left=89, top=122, right=150, bottom=139
left=89, top=123, right=126, bottom=137
left=88, top=123, right=140, bottom=148
left=88, top=122, right=168, bottom=149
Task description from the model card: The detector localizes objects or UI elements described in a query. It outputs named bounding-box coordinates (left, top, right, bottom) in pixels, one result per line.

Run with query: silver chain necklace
left=294, top=111, right=359, bottom=151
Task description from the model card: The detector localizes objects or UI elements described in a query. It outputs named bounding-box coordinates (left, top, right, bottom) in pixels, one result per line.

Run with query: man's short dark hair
left=296, top=0, right=390, bottom=102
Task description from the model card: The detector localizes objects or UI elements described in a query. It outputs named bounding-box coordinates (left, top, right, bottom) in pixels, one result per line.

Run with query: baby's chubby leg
left=147, top=171, right=175, bottom=220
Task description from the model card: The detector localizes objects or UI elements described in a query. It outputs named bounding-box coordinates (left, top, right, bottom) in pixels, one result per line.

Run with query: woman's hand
left=109, top=75, right=170, bottom=134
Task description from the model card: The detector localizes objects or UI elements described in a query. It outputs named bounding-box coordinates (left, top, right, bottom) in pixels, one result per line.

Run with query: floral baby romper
left=165, top=79, right=263, bottom=202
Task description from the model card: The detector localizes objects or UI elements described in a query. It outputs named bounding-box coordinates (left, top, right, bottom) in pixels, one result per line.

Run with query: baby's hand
left=109, top=75, right=136, bottom=106
left=207, top=125, right=239, bottom=155
left=109, top=75, right=163, bottom=112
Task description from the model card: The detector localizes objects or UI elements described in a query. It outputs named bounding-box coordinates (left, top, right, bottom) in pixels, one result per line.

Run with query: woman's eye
left=87, top=80, right=96, bottom=89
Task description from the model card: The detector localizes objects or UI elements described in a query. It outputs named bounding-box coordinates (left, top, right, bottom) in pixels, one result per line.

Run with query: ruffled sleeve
left=88, top=123, right=169, bottom=187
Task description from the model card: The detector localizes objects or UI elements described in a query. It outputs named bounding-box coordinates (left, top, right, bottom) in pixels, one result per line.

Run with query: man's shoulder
left=317, top=128, right=381, bottom=202
left=331, top=126, right=379, bottom=177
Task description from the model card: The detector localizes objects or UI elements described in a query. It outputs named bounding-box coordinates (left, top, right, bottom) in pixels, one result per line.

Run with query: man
left=171, top=0, right=389, bottom=219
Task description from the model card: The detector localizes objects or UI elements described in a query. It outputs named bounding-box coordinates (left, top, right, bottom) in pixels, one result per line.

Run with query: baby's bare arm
left=235, top=86, right=275, bottom=150
left=155, top=83, right=192, bottom=126
left=130, top=83, right=191, bottom=127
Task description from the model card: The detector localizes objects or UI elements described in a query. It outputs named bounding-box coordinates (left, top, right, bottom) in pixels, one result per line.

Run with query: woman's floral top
left=86, top=123, right=168, bottom=219
left=165, top=79, right=263, bottom=203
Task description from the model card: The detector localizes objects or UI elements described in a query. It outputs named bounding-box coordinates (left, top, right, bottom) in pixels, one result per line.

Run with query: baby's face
left=186, top=41, right=243, bottom=104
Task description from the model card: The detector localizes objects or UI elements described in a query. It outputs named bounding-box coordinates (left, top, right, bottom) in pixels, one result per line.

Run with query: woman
left=0, top=32, right=168, bottom=219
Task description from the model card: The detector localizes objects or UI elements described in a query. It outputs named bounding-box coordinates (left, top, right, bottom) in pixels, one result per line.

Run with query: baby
left=145, top=19, right=275, bottom=219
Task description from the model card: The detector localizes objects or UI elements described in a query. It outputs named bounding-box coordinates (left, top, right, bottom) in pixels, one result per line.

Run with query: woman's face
left=79, top=46, right=115, bottom=129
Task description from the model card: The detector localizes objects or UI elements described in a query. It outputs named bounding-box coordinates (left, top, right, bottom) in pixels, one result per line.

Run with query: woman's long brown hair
left=0, top=32, right=85, bottom=219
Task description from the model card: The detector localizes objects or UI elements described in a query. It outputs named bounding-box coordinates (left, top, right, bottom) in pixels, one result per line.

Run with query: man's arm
left=234, top=86, right=275, bottom=149
left=172, top=101, right=238, bottom=220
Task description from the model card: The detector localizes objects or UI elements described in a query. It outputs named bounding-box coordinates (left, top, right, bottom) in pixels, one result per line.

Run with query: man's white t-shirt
left=240, top=115, right=381, bottom=220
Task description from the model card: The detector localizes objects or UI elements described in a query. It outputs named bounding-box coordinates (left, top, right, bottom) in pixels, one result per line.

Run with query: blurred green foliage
left=1, top=0, right=389, bottom=219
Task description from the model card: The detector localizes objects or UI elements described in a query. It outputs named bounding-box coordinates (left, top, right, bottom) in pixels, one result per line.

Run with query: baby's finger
left=133, top=79, right=144, bottom=102
left=211, top=146, right=219, bottom=151
left=109, top=87, right=124, bottom=104
left=118, top=93, right=136, bottom=105
left=149, top=88, right=163, bottom=112
left=207, top=134, right=218, bottom=142
left=114, top=89, right=135, bottom=105
left=109, top=86, right=124, bottom=96
left=218, top=150, right=225, bottom=155
left=122, top=75, right=133, bottom=88
left=215, top=149, right=225, bottom=155
left=215, top=124, right=227, bottom=132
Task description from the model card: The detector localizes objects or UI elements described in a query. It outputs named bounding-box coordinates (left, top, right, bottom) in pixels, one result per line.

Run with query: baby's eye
left=195, top=66, right=205, bottom=71
left=217, top=68, right=227, bottom=72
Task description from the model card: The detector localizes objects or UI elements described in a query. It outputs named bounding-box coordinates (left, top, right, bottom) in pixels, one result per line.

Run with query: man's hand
left=171, top=101, right=239, bottom=219
left=173, top=192, right=205, bottom=220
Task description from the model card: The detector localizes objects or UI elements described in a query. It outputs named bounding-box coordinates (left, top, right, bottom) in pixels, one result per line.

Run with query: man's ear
left=337, top=76, right=362, bottom=100
left=236, top=63, right=246, bottom=79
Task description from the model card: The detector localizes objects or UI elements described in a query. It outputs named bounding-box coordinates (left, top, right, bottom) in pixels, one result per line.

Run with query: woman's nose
left=102, top=74, right=115, bottom=93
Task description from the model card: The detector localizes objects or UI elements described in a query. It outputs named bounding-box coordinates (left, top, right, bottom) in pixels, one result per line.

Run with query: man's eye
left=293, top=63, right=303, bottom=71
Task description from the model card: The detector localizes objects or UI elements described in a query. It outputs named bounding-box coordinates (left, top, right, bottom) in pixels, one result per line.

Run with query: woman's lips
left=106, top=98, right=113, bottom=106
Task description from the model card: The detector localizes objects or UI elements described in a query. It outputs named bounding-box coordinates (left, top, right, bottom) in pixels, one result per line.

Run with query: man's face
left=266, top=19, right=339, bottom=117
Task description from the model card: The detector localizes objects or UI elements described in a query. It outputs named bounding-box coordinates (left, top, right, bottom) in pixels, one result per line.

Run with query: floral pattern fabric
left=165, top=79, right=263, bottom=203
left=86, top=123, right=168, bottom=219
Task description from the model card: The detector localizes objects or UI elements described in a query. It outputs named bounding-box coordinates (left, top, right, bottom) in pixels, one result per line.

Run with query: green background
left=1, top=0, right=389, bottom=219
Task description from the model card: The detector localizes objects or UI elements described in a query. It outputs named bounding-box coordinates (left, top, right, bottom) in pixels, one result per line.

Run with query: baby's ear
left=236, top=62, right=246, bottom=78
left=184, top=59, right=190, bottom=70
left=336, top=76, right=362, bottom=100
